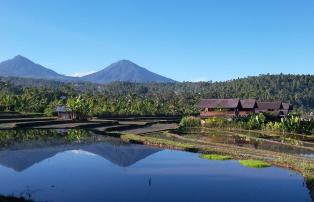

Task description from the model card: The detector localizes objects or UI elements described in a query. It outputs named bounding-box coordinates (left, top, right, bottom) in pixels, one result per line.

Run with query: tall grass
left=179, top=116, right=201, bottom=128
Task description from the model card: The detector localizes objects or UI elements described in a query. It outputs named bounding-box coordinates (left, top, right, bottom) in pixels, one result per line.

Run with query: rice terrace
left=0, top=0, right=314, bottom=202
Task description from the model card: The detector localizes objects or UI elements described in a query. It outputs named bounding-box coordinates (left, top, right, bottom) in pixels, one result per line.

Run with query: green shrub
left=264, top=116, right=314, bottom=134
left=246, top=114, right=266, bottom=130
left=44, top=100, right=61, bottom=116
left=265, top=121, right=282, bottom=131
left=204, top=117, right=227, bottom=128
left=179, top=116, right=201, bottom=128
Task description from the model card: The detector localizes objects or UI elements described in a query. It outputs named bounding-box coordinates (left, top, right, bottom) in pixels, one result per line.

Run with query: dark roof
left=282, top=103, right=293, bottom=110
left=257, top=101, right=283, bottom=110
left=240, top=99, right=257, bottom=109
left=198, top=99, right=240, bottom=109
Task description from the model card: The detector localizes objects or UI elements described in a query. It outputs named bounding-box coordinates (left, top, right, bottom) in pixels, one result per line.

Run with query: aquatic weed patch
left=199, top=154, right=232, bottom=160
left=239, top=160, right=271, bottom=168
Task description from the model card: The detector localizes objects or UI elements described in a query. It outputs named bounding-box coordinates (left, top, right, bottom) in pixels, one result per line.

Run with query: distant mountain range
left=0, top=55, right=175, bottom=83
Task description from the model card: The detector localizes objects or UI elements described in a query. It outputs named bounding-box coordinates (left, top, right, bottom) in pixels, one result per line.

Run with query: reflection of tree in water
left=0, top=195, right=33, bottom=202
left=0, top=129, right=94, bottom=149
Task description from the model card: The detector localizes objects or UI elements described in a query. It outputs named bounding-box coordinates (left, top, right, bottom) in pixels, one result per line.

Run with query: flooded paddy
left=0, top=129, right=312, bottom=202
left=178, top=129, right=314, bottom=159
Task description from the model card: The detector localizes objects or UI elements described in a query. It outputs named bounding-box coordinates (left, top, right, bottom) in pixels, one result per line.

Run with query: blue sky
left=0, top=0, right=313, bottom=81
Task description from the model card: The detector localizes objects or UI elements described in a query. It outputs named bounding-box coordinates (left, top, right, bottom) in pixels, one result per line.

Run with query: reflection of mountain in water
left=82, top=143, right=161, bottom=167
left=0, top=139, right=161, bottom=172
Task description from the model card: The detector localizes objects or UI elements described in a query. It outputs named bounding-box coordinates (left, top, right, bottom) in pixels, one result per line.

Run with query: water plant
left=199, top=154, right=232, bottom=160
left=239, top=160, right=271, bottom=168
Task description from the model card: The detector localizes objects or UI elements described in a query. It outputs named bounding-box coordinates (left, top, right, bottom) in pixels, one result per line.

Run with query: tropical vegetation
left=0, top=74, right=313, bottom=117
left=179, top=114, right=314, bottom=135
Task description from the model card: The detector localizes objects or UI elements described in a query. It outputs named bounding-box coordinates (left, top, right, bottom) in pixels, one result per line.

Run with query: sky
left=0, top=0, right=313, bottom=81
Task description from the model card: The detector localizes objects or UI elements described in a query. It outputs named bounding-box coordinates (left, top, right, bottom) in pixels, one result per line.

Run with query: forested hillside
left=0, top=74, right=313, bottom=116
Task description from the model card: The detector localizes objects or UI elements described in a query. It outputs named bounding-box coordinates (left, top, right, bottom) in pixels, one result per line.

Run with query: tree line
left=0, top=74, right=313, bottom=116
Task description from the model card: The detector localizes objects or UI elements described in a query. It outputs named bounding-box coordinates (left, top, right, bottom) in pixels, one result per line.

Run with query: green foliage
left=239, top=160, right=271, bottom=168
left=67, top=96, right=92, bottom=120
left=0, top=129, right=90, bottom=148
left=199, top=154, right=232, bottom=160
left=180, top=113, right=313, bottom=135
left=66, top=129, right=89, bottom=142
left=280, top=116, right=301, bottom=132
left=265, top=121, right=283, bottom=131
left=44, top=100, right=62, bottom=116
left=266, top=116, right=314, bottom=134
left=246, top=114, right=266, bottom=130
left=0, top=74, right=314, bottom=116
left=204, top=117, right=227, bottom=128
left=179, top=116, right=201, bottom=128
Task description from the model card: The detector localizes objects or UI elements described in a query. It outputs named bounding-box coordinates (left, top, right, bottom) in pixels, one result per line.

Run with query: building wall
left=239, top=110, right=255, bottom=116
left=200, top=110, right=237, bottom=117
left=58, top=112, right=73, bottom=120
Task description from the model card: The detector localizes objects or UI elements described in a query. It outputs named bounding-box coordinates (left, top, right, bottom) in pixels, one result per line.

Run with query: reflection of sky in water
left=302, top=153, right=314, bottom=159
left=201, top=133, right=314, bottom=159
left=70, top=149, right=97, bottom=156
left=0, top=145, right=311, bottom=202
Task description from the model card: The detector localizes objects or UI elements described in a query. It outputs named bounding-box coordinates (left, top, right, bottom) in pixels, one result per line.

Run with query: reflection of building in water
left=0, top=140, right=161, bottom=172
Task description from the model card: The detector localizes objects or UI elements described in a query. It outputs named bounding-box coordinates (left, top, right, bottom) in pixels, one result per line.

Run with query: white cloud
left=68, top=71, right=96, bottom=77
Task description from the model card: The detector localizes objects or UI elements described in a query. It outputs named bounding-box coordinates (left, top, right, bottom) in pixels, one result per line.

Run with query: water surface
left=0, top=130, right=311, bottom=202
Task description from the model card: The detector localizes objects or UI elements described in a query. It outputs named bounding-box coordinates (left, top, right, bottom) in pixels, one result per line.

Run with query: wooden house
left=198, top=99, right=292, bottom=118
left=239, top=99, right=257, bottom=116
left=256, top=101, right=286, bottom=117
left=197, top=99, right=241, bottom=117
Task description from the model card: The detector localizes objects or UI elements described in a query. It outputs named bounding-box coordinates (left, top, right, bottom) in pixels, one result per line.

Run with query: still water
left=0, top=130, right=311, bottom=202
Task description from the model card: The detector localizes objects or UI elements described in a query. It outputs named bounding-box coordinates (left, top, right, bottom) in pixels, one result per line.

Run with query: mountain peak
left=14, top=54, right=25, bottom=58
left=82, top=60, right=175, bottom=83
left=13, top=55, right=30, bottom=61
left=112, top=59, right=138, bottom=68
left=116, top=59, right=134, bottom=64
left=0, top=55, right=66, bottom=80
